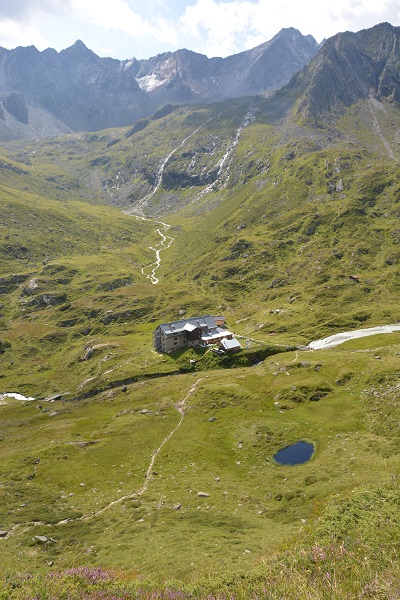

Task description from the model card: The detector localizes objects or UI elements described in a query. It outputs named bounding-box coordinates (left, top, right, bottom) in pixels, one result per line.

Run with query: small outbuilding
left=220, top=337, right=241, bottom=352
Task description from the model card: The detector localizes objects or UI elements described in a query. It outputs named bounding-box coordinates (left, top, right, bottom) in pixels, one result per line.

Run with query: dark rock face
left=0, top=31, right=319, bottom=140
left=1, top=92, right=29, bottom=123
left=0, top=273, right=29, bottom=294
left=28, top=293, right=67, bottom=307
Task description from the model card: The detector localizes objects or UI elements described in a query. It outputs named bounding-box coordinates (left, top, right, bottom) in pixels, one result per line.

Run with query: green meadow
left=0, top=94, right=400, bottom=597
left=1, top=334, right=400, bottom=596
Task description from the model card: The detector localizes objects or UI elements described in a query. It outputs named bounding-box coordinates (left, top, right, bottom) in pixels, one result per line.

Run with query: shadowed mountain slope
left=0, top=29, right=319, bottom=140
left=282, top=22, right=400, bottom=121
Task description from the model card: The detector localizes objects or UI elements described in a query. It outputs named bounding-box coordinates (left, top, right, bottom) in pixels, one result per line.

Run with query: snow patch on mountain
left=135, top=74, right=168, bottom=92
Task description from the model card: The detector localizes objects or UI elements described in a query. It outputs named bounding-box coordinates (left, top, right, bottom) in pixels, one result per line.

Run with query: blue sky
left=0, top=0, right=399, bottom=59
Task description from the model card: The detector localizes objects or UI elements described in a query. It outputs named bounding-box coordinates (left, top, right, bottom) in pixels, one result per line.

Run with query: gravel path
left=308, top=324, right=400, bottom=350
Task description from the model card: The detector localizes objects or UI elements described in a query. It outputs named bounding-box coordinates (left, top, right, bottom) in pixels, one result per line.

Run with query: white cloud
left=69, top=0, right=176, bottom=44
left=0, top=19, right=48, bottom=50
left=70, top=0, right=153, bottom=35
left=0, top=0, right=178, bottom=54
left=179, top=0, right=258, bottom=57
left=0, top=0, right=72, bottom=50
left=0, top=0, right=399, bottom=58
left=0, top=0, right=71, bottom=20
left=179, top=0, right=400, bottom=57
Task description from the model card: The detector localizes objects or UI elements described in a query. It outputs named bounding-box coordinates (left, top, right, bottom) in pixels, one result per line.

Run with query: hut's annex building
left=153, top=315, right=240, bottom=353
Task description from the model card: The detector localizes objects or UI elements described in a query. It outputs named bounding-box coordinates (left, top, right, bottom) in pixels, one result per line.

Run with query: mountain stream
left=126, top=110, right=254, bottom=284
left=132, top=215, right=174, bottom=284
left=124, top=121, right=212, bottom=284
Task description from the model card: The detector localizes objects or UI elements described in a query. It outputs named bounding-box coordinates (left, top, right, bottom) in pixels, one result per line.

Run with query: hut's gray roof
left=220, top=337, right=241, bottom=350
left=157, top=315, right=219, bottom=338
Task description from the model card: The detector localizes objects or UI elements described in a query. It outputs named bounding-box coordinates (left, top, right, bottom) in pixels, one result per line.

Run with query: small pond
left=274, top=441, right=314, bottom=466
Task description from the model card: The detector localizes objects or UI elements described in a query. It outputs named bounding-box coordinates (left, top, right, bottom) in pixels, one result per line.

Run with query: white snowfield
left=308, top=324, right=400, bottom=350
left=0, top=392, right=35, bottom=401
left=135, top=74, right=167, bottom=92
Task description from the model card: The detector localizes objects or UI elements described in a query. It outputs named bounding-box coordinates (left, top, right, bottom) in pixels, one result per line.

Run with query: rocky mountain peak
left=275, top=26, right=312, bottom=40
left=229, top=27, right=319, bottom=94
left=0, top=27, right=328, bottom=140
left=59, top=39, right=98, bottom=64
left=284, top=22, right=400, bottom=120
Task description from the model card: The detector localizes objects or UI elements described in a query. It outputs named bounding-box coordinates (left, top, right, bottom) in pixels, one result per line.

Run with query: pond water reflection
left=274, top=441, right=314, bottom=465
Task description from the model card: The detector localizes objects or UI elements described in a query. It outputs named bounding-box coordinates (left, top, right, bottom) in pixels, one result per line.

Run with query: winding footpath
left=86, top=376, right=205, bottom=518
left=4, top=377, right=205, bottom=540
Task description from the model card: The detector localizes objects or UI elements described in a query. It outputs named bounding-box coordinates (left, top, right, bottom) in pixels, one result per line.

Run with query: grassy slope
left=0, top=333, right=399, bottom=597
left=0, top=95, right=399, bottom=596
left=2, top=480, right=399, bottom=599
left=162, top=101, right=400, bottom=345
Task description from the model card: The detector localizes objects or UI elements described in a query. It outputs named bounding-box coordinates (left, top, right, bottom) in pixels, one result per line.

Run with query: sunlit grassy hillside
left=0, top=89, right=400, bottom=597
left=1, top=333, right=400, bottom=598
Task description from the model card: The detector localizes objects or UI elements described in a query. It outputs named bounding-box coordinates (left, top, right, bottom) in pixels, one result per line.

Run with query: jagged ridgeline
left=0, top=22, right=400, bottom=596
left=0, top=28, right=319, bottom=141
